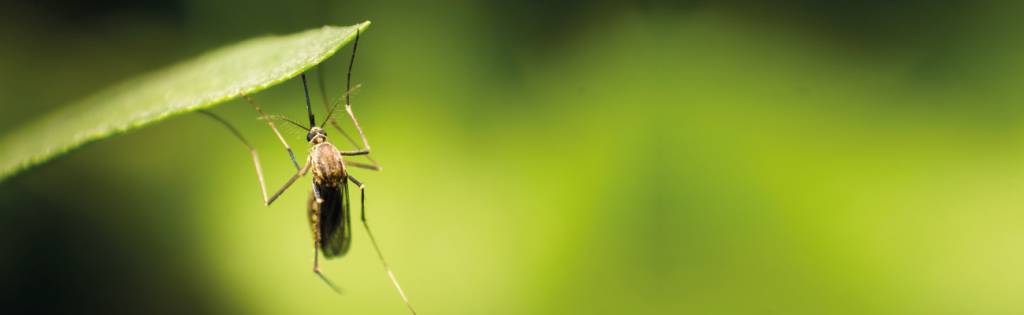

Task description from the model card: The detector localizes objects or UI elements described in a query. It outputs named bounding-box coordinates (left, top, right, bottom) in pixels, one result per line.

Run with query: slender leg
left=319, top=65, right=380, bottom=168
left=348, top=174, right=416, bottom=314
left=201, top=110, right=310, bottom=206
left=320, top=85, right=377, bottom=160
left=314, top=235, right=341, bottom=293
left=338, top=149, right=371, bottom=156
left=310, top=178, right=340, bottom=293
left=312, top=178, right=324, bottom=204
left=199, top=110, right=269, bottom=202
left=347, top=174, right=364, bottom=189
left=316, top=40, right=382, bottom=170
left=240, top=91, right=301, bottom=171
left=341, top=30, right=377, bottom=158
left=265, top=158, right=311, bottom=206
left=343, top=160, right=380, bottom=170
left=317, top=31, right=380, bottom=161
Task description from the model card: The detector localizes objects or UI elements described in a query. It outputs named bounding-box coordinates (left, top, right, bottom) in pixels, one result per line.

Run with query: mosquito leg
left=313, top=238, right=341, bottom=293
left=343, top=160, right=381, bottom=170
left=342, top=30, right=377, bottom=157
left=311, top=183, right=340, bottom=293
left=348, top=174, right=416, bottom=314
left=201, top=110, right=309, bottom=205
left=338, top=149, right=371, bottom=156
left=317, top=50, right=380, bottom=169
left=347, top=174, right=365, bottom=190
left=199, top=110, right=270, bottom=202
left=265, top=158, right=311, bottom=206
left=240, top=91, right=301, bottom=171
left=312, top=178, right=324, bottom=204
left=318, top=65, right=361, bottom=148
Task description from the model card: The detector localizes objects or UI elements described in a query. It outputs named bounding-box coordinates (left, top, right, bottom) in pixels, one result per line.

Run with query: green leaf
left=0, top=21, right=370, bottom=181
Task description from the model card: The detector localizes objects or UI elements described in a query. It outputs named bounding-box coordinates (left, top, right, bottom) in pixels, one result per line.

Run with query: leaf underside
left=0, top=21, right=370, bottom=182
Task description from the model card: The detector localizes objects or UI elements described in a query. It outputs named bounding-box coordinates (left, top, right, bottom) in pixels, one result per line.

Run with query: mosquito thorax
left=307, top=127, right=328, bottom=144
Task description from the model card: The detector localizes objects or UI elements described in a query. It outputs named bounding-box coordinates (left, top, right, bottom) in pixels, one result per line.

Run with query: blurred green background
left=3, top=0, right=1024, bottom=313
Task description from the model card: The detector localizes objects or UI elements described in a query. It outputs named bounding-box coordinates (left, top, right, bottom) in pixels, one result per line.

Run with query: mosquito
left=199, top=30, right=416, bottom=314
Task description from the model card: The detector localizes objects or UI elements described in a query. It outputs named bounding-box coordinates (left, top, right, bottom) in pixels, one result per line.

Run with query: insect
left=199, top=30, right=415, bottom=314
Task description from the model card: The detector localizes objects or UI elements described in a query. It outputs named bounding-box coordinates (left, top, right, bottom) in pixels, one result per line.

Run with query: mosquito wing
left=308, top=178, right=352, bottom=258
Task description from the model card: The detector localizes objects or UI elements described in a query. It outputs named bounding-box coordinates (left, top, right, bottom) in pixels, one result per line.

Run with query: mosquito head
left=307, top=126, right=327, bottom=144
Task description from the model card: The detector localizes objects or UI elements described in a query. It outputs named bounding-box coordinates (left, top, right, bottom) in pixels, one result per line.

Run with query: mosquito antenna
left=318, top=65, right=380, bottom=168
left=321, top=84, right=360, bottom=129
left=259, top=115, right=310, bottom=131
left=319, top=65, right=360, bottom=145
left=301, top=71, right=316, bottom=128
